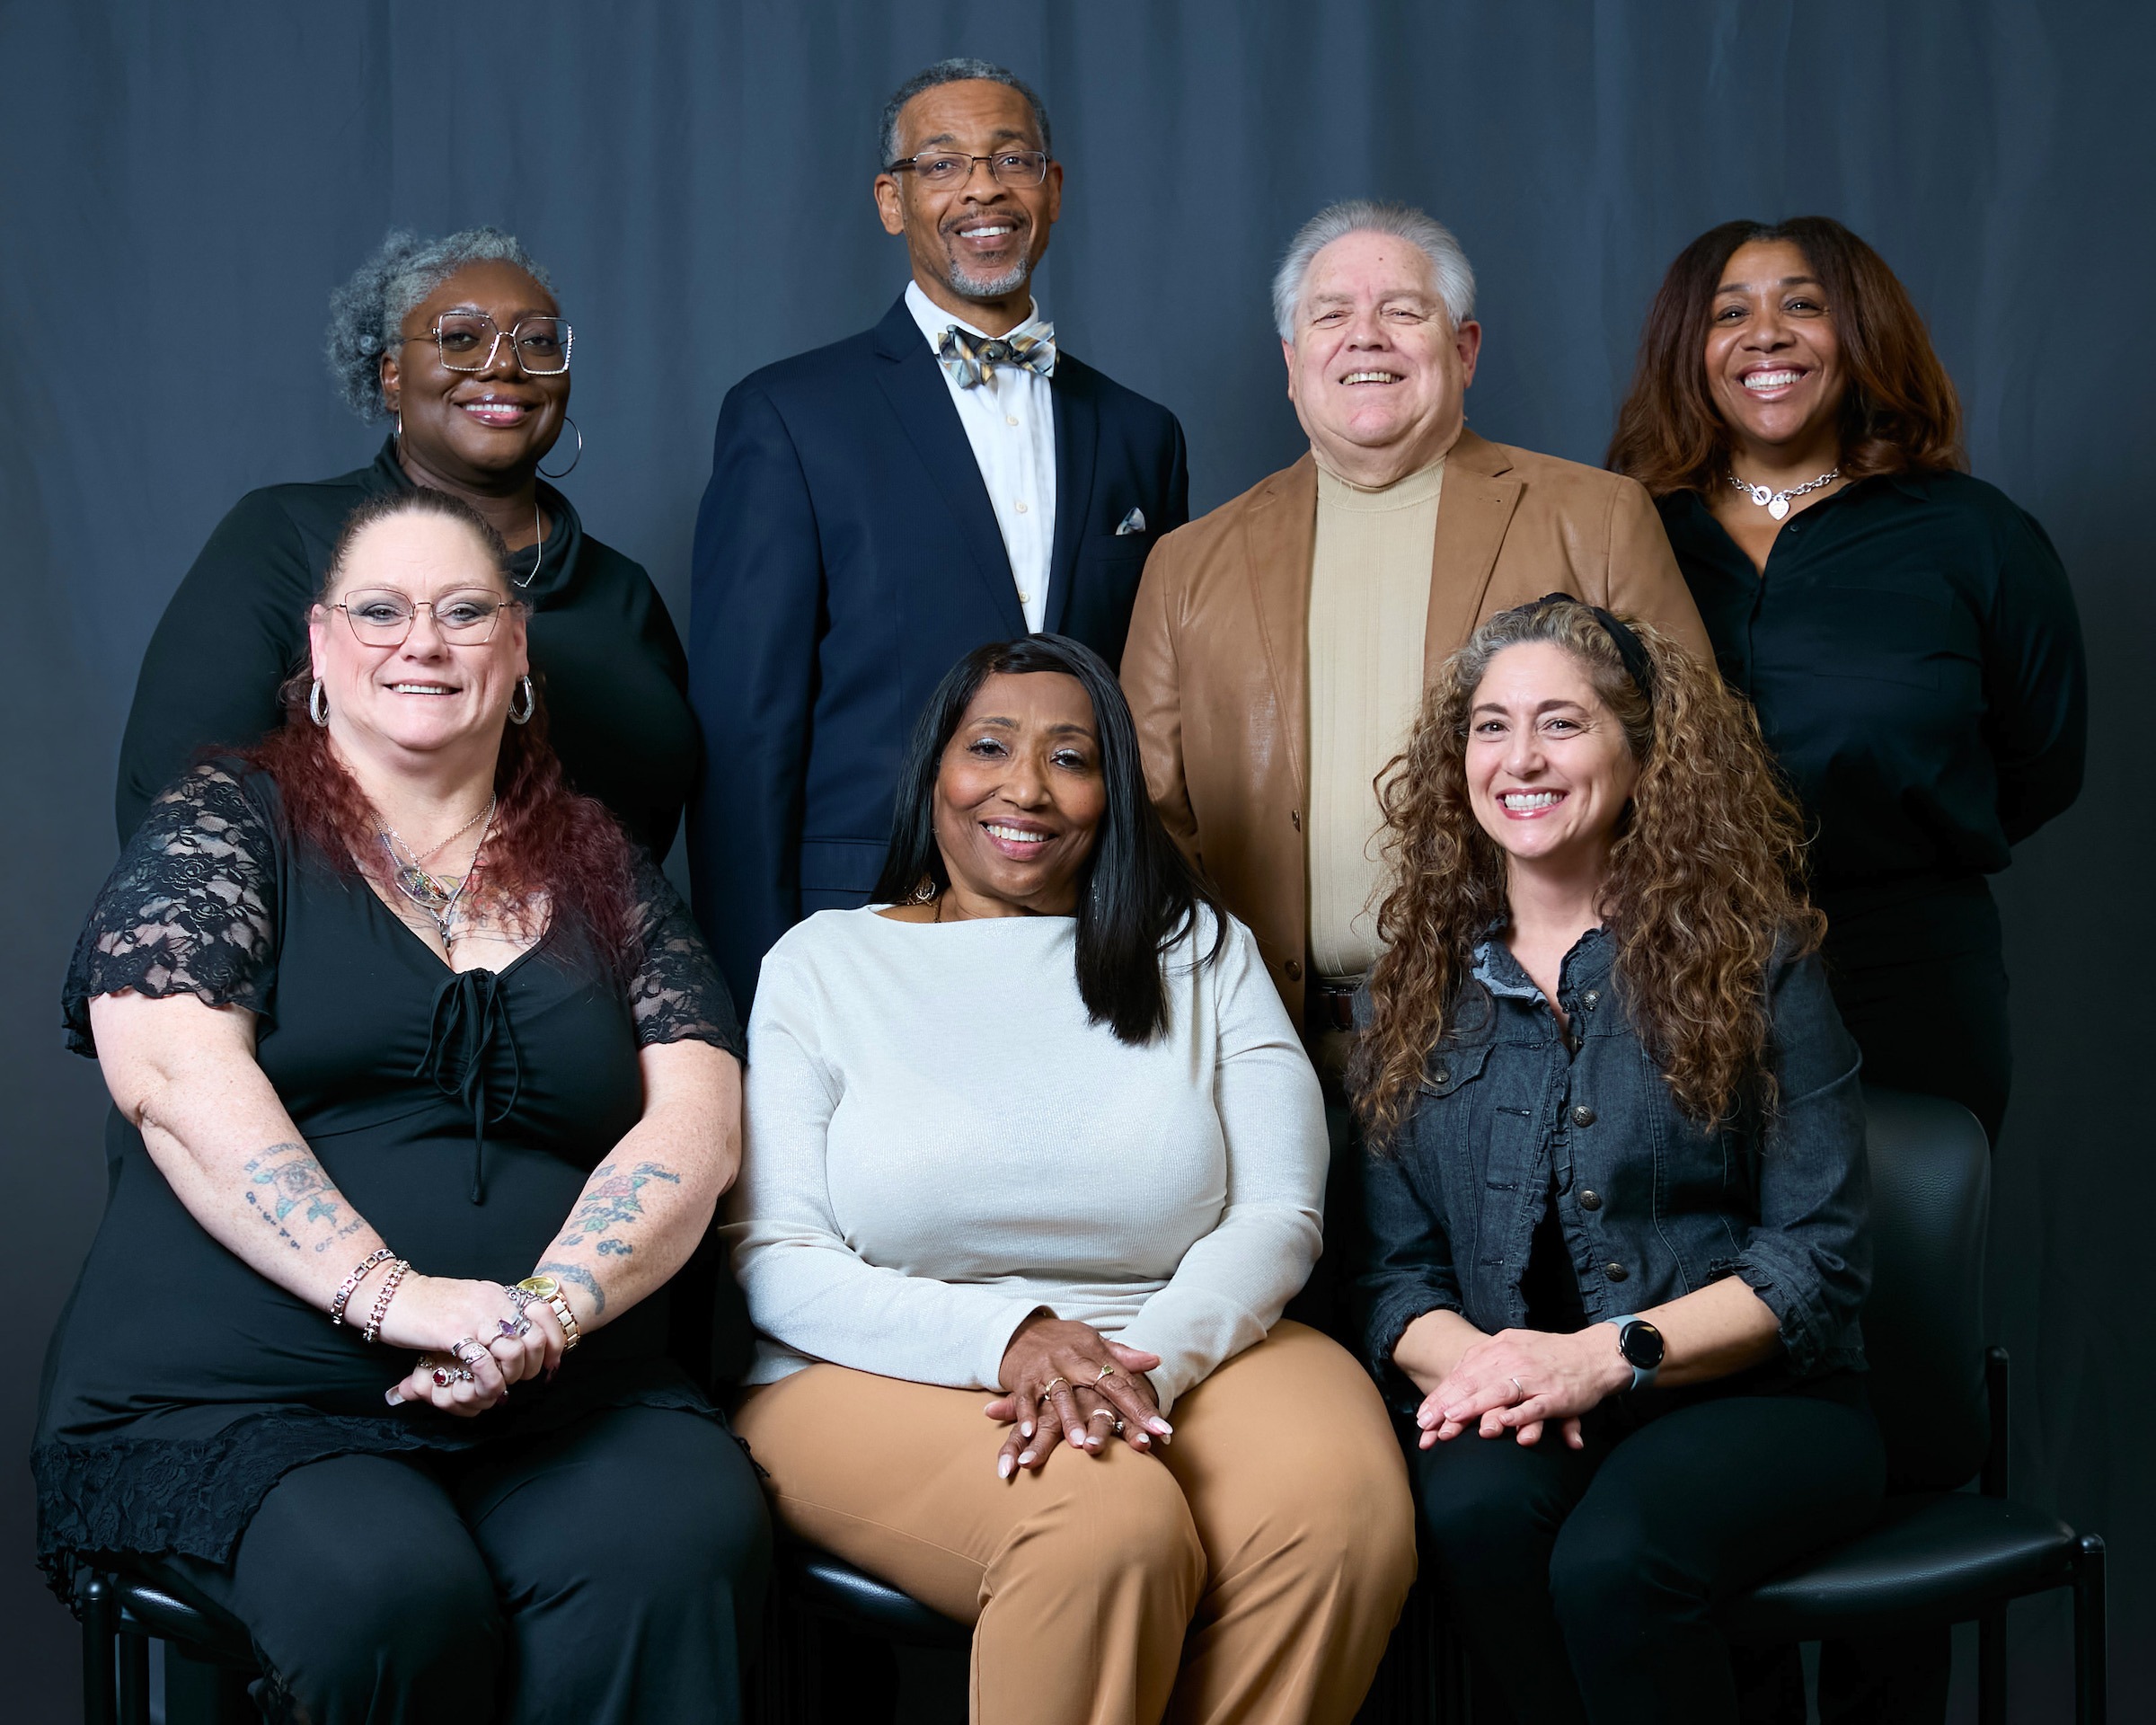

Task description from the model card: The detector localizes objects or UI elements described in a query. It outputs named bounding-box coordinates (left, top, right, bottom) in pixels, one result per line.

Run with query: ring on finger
left=1039, top=1376, right=1067, bottom=1399
left=452, top=1337, right=490, bottom=1368
left=1086, top=1409, right=1125, bottom=1435
left=1508, top=1376, right=1525, bottom=1398
left=1094, top=1364, right=1118, bottom=1383
left=497, top=1315, right=533, bottom=1340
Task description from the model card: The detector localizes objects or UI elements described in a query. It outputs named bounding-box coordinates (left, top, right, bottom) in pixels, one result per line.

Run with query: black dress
left=115, top=438, right=698, bottom=859
left=1662, top=472, right=2087, bottom=1142
left=36, top=760, right=749, bottom=1591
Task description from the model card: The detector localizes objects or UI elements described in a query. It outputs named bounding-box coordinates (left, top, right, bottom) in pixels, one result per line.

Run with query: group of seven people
left=38, top=56, right=2084, bottom=1725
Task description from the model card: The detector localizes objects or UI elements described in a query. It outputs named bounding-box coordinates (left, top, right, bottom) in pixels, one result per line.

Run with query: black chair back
left=1856, top=1087, right=1993, bottom=1490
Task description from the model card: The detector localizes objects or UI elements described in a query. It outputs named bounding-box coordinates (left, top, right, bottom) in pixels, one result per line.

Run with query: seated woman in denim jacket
left=1351, top=595, right=1884, bottom=1725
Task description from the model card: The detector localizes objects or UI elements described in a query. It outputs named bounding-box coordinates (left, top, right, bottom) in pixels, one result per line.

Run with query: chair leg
left=117, top=1629, right=151, bottom=1725
left=2074, top=1535, right=2107, bottom=1725
left=80, top=1574, right=118, bottom=1725
left=1977, top=1608, right=2007, bottom=1725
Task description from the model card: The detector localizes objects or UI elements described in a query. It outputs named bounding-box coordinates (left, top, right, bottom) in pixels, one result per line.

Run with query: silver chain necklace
left=1727, top=465, right=1841, bottom=521
left=380, top=797, right=497, bottom=942
left=514, top=500, right=545, bottom=588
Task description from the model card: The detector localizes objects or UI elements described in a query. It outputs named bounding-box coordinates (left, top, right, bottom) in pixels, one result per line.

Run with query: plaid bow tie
left=936, top=323, right=1057, bottom=388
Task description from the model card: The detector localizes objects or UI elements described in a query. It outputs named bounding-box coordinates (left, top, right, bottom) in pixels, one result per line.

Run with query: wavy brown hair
left=243, top=489, right=639, bottom=975
left=1606, top=216, right=1965, bottom=497
left=1348, top=598, right=1824, bottom=1148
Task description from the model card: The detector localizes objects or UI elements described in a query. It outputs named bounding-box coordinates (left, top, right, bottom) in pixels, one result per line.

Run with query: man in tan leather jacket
left=1123, top=199, right=1710, bottom=1043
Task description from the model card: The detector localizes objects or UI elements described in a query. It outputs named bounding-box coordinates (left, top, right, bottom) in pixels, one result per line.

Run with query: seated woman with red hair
left=37, top=488, right=767, bottom=1725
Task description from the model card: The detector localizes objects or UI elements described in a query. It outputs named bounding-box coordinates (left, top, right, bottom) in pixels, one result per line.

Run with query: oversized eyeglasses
left=884, top=149, right=1050, bottom=190
left=407, top=314, right=573, bottom=375
left=333, top=589, right=519, bottom=647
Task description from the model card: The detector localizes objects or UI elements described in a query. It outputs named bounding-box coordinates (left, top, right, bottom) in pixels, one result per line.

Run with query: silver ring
left=452, top=1337, right=490, bottom=1367
left=498, top=1316, right=533, bottom=1340
left=1509, top=1376, right=1525, bottom=1398
left=1087, top=1408, right=1116, bottom=1421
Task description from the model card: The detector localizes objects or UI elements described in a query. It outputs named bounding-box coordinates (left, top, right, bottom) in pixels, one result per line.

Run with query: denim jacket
left=1354, top=928, right=1869, bottom=1410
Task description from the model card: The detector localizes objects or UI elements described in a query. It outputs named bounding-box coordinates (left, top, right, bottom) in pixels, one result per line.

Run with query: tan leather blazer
left=1121, top=429, right=1712, bottom=1022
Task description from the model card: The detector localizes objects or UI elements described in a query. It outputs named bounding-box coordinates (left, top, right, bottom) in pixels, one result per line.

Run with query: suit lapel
left=870, top=297, right=1026, bottom=637
left=1245, top=456, right=1318, bottom=801
left=1424, top=429, right=1522, bottom=670
left=1042, top=367, right=1097, bottom=637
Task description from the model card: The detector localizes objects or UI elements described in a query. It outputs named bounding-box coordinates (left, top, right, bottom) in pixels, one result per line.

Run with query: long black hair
left=871, top=634, right=1225, bottom=1044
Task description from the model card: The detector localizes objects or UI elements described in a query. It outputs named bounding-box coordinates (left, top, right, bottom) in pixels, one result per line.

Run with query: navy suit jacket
left=687, top=292, right=1189, bottom=1011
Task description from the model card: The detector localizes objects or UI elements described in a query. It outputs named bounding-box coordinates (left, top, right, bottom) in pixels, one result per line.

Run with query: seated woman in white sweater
left=729, top=635, right=1416, bottom=1725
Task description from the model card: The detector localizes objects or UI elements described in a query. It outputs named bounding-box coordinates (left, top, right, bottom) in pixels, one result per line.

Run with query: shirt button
left=1014, top=500, right=1029, bottom=513
left=1604, top=1262, right=1629, bottom=1282
left=1006, top=415, right=1020, bottom=427
left=1018, top=591, right=1030, bottom=606
left=1431, top=1066, right=1451, bottom=1086
left=1571, top=1104, right=1596, bottom=1128
left=1582, top=990, right=1600, bottom=1010
left=1286, top=960, right=1304, bottom=982
left=1579, top=1190, right=1603, bottom=1211
left=1290, top=809, right=1303, bottom=831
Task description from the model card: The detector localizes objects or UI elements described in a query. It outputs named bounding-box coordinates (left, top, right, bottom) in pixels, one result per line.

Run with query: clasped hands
left=379, top=1275, right=570, bottom=1417
left=985, top=1314, right=1174, bottom=1479
left=1414, top=1323, right=1632, bottom=1452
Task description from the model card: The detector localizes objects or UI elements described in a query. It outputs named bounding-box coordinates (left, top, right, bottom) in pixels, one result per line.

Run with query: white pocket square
left=1115, top=507, right=1146, bottom=536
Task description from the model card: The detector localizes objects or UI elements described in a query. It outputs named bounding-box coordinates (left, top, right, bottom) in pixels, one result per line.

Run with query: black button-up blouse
left=1658, top=472, right=2086, bottom=896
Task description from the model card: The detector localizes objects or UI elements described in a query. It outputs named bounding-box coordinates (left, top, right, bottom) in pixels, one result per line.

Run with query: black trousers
left=1411, top=1377, right=1885, bottom=1725
left=1821, top=875, right=2010, bottom=1145
left=150, top=1404, right=771, bottom=1725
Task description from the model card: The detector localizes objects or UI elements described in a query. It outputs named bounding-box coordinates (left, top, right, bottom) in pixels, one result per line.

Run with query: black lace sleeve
left=63, top=762, right=278, bottom=1057
left=626, top=853, right=744, bottom=1057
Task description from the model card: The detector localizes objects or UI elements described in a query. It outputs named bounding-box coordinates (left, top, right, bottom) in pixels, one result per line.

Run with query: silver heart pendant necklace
left=1728, top=466, right=1841, bottom=521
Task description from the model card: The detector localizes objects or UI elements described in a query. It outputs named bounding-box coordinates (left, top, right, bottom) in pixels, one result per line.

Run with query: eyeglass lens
left=433, top=314, right=571, bottom=374
left=341, top=589, right=507, bottom=644
left=905, top=150, right=1048, bottom=189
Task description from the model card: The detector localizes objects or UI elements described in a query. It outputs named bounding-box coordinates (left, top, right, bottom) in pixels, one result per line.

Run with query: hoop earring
left=537, top=415, right=582, bottom=480
left=909, top=877, right=938, bottom=904
left=308, top=678, right=329, bottom=728
left=508, top=675, right=535, bottom=726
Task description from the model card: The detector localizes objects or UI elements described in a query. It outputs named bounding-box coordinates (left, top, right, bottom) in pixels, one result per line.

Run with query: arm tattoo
left=558, top=1160, right=680, bottom=1258
left=535, top=1260, right=606, bottom=1316
left=242, top=1142, right=349, bottom=1254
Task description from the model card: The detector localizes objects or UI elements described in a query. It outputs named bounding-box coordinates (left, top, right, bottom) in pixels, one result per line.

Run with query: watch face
left=518, top=1276, right=560, bottom=1298
left=1621, top=1320, right=1666, bottom=1369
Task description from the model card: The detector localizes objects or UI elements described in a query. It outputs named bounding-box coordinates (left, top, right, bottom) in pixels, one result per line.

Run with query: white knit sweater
left=726, top=907, right=1326, bottom=1410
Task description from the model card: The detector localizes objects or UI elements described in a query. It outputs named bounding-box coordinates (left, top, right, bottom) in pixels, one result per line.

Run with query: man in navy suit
left=689, top=57, right=1188, bottom=1009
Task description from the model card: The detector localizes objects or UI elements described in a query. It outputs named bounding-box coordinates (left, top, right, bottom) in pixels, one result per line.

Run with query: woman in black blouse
left=116, top=226, right=698, bottom=858
left=1609, top=217, right=2085, bottom=1146
left=40, top=489, right=765, bottom=1723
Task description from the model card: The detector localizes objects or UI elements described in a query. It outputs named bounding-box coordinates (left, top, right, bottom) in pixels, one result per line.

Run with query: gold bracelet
left=517, top=1276, right=580, bottom=1350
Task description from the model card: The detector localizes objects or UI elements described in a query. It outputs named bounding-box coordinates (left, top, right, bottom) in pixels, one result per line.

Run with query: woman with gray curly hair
left=115, top=227, right=698, bottom=862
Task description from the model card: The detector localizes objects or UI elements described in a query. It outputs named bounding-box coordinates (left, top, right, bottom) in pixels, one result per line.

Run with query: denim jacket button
left=1579, top=1190, right=1603, bottom=1211
left=1571, top=1104, right=1596, bottom=1128
left=1604, top=1262, right=1629, bottom=1282
left=1582, top=989, right=1600, bottom=1010
left=1432, top=1066, right=1451, bottom=1086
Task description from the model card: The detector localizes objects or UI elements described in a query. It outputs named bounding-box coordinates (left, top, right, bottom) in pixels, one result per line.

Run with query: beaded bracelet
left=362, top=1259, right=411, bottom=1345
left=328, top=1247, right=395, bottom=1326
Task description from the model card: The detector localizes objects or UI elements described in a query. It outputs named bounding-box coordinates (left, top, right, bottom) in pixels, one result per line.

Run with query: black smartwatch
left=1612, top=1314, right=1665, bottom=1391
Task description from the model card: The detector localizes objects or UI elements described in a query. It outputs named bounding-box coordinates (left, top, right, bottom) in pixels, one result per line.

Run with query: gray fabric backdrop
left=4, top=3, right=2147, bottom=1718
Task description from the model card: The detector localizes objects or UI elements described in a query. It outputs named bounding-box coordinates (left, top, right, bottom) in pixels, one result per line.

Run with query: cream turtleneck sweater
left=1305, top=456, right=1445, bottom=981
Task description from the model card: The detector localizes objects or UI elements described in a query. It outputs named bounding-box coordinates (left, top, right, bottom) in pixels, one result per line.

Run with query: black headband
left=1538, top=592, right=1656, bottom=701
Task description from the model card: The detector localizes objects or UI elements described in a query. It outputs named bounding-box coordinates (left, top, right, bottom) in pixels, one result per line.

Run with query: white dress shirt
left=905, top=280, right=1058, bottom=631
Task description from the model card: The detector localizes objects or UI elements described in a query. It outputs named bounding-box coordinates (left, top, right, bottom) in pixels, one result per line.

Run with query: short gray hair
left=1271, top=200, right=1475, bottom=341
left=879, top=57, right=1051, bottom=167
left=323, top=226, right=554, bottom=421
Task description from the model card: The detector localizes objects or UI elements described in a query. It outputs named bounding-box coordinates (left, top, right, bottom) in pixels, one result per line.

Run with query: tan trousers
left=733, top=1321, right=1416, bottom=1725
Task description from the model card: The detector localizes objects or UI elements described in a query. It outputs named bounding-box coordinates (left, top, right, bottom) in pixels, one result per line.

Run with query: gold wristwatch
left=517, top=1276, right=581, bottom=1350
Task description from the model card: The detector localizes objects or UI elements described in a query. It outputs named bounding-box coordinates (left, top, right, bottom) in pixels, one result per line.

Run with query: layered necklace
left=1727, top=465, right=1841, bottom=521
left=380, top=796, right=497, bottom=942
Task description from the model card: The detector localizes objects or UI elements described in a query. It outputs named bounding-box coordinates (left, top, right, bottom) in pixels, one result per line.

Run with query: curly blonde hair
left=1348, top=597, right=1823, bottom=1147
